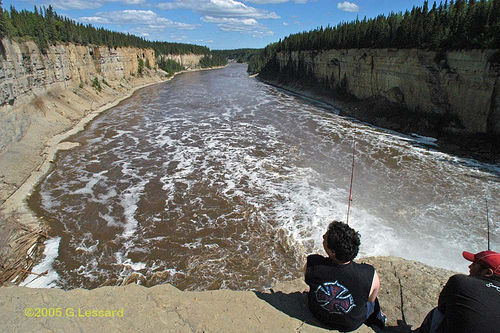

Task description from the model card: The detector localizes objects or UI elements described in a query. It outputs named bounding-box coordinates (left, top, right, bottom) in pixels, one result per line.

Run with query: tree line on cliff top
left=0, top=2, right=211, bottom=57
left=212, top=49, right=263, bottom=63
left=248, top=0, right=500, bottom=74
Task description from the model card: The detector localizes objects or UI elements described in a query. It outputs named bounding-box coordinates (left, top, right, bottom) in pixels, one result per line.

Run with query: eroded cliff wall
left=273, top=49, right=500, bottom=135
left=0, top=39, right=158, bottom=108
left=0, top=38, right=203, bottom=205
left=159, top=53, right=206, bottom=70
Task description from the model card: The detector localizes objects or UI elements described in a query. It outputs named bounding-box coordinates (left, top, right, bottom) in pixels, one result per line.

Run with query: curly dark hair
left=325, top=221, right=361, bottom=262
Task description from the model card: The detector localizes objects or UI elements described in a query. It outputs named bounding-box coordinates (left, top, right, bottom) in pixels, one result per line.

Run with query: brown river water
left=26, top=64, right=500, bottom=290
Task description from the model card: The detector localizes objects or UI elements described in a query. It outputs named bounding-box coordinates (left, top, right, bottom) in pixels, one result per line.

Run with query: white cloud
left=337, top=1, right=359, bottom=13
left=40, top=0, right=102, bottom=10
left=79, top=10, right=197, bottom=30
left=117, top=0, right=146, bottom=3
left=102, top=0, right=147, bottom=4
left=193, top=39, right=214, bottom=44
left=244, top=0, right=307, bottom=3
left=167, top=33, right=189, bottom=41
left=202, top=16, right=257, bottom=30
left=157, top=0, right=277, bottom=36
left=78, top=16, right=110, bottom=24
left=244, top=0, right=289, bottom=3
left=28, top=0, right=146, bottom=10
left=158, top=0, right=280, bottom=19
left=201, top=15, right=272, bottom=37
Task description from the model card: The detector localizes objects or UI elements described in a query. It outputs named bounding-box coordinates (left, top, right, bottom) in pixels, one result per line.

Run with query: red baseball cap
left=463, top=250, right=500, bottom=276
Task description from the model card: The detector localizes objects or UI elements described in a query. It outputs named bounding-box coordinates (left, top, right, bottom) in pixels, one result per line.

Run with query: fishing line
left=486, top=198, right=490, bottom=251
left=346, top=112, right=357, bottom=224
left=346, top=140, right=355, bottom=224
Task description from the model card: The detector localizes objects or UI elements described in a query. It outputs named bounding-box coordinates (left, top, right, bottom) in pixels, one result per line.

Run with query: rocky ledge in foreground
left=0, top=256, right=456, bottom=332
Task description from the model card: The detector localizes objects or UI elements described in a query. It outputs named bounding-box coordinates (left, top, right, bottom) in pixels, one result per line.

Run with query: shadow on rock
left=254, top=290, right=332, bottom=330
left=254, top=290, right=413, bottom=333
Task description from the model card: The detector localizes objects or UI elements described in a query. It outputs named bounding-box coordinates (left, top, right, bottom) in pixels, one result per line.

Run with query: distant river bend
left=30, top=63, right=500, bottom=290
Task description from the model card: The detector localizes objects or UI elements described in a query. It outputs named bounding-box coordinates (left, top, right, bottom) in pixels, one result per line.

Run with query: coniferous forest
left=248, top=0, right=500, bottom=74
left=212, top=49, right=262, bottom=63
left=199, top=54, right=228, bottom=68
left=0, top=3, right=220, bottom=60
left=157, top=58, right=185, bottom=76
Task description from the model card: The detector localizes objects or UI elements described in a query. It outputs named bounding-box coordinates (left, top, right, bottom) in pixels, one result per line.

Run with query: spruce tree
left=0, top=0, right=6, bottom=38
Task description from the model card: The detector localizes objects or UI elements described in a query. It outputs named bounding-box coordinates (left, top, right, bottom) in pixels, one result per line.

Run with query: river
left=25, top=63, right=500, bottom=290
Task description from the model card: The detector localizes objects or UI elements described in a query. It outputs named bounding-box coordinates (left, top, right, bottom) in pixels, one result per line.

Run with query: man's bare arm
left=368, top=270, right=380, bottom=303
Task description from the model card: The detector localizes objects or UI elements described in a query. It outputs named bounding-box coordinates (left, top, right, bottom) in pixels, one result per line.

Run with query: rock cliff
left=0, top=256, right=457, bottom=333
left=270, top=49, right=500, bottom=135
left=0, top=39, right=158, bottom=110
left=0, top=38, right=204, bottom=206
left=159, top=53, right=206, bottom=70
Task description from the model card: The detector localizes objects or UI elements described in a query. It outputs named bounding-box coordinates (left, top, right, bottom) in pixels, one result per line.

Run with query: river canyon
left=25, top=63, right=500, bottom=291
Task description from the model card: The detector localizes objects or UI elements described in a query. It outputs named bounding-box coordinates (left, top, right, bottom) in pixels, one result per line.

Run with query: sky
left=4, top=0, right=430, bottom=50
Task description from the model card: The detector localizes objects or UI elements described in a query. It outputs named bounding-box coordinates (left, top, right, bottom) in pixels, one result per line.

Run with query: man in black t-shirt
left=416, top=250, right=500, bottom=333
left=304, top=221, right=386, bottom=332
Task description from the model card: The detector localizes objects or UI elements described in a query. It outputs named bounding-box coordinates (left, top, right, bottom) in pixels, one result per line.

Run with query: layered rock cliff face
left=0, top=38, right=202, bottom=206
left=0, top=39, right=157, bottom=109
left=159, top=53, right=206, bottom=70
left=273, top=49, right=500, bottom=135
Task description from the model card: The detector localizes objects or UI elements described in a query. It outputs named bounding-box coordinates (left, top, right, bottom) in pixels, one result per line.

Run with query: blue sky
left=5, top=0, right=430, bottom=50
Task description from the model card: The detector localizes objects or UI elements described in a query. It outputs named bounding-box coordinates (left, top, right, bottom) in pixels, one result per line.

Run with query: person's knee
left=365, top=301, right=375, bottom=318
left=417, top=308, right=445, bottom=333
left=364, top=298, right=386, bottom=328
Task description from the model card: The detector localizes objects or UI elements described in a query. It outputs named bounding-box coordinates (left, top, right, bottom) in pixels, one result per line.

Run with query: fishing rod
left=346, top=139, right=355, bottom=224
left=346, top=111, right=357, bottom=224
left=486, top=198, right=490, bottom=251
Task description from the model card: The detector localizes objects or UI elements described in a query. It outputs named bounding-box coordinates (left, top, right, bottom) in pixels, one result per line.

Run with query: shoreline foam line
left=20, top=237, right=61, bottom=288
left=1, top=65, right=227, bottom=287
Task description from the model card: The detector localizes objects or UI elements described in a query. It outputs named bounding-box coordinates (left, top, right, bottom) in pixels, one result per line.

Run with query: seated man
left=416, top=250, right=500, bottom=333
left=304, top=221, right=386, bottom=332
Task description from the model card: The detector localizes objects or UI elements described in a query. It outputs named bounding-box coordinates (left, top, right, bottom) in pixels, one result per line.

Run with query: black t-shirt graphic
left=438, top=274, right=500, bottom=333
left=305, top=254, right=374, bottom=332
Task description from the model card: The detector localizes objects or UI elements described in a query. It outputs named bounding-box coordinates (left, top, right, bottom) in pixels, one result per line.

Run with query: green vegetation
left=247, top=44, right=280, bottom=75
left=212, top=49, right=262, bottom=63
left=138, top=57, right=144, bottom=75
left=157, top=58, right=185, bottom=76
left=249, top=0, right=500, bottom=74
left=0, top=4, right=211, bottom=55
left=91, top=77, right=101, bottom=92
left=199, top=54, right=228, bottom=68
left=0, top=1, right=6, bottom=39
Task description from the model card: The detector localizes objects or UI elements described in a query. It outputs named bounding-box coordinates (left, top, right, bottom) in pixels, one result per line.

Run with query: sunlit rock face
left=274, top=48, right=499, bottom=135
left=0, top=39, right=157, bottom=107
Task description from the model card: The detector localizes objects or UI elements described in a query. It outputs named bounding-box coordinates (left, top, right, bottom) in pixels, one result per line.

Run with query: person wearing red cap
left=415, top=250, right=500, bottom=333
